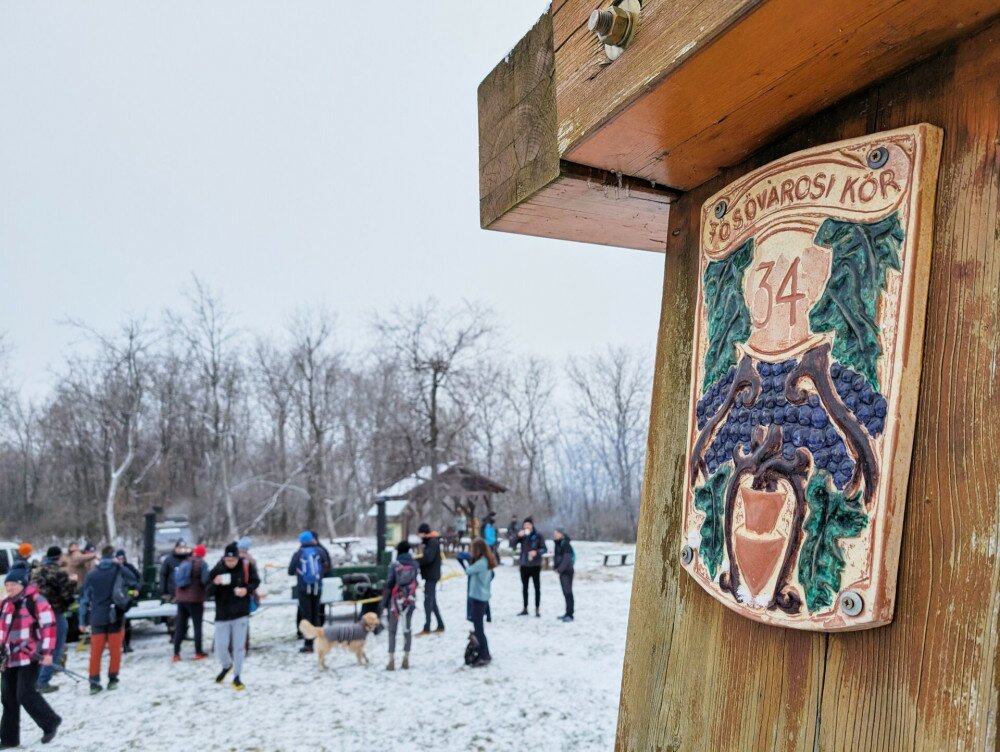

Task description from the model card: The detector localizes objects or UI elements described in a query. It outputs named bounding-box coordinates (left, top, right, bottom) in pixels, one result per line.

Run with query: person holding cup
left=206, top=542, right=260, bottom=691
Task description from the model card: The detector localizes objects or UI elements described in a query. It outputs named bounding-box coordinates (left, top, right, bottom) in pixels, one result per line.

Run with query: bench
left=602, top=551, right=633, bottom=567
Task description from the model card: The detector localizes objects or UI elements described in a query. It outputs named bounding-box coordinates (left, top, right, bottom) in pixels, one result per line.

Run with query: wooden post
left=617, top=21, right=1000, bottom=750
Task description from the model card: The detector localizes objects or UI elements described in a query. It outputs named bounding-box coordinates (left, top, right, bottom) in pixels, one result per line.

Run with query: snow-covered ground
left=35, top=539, right=634, bottom=752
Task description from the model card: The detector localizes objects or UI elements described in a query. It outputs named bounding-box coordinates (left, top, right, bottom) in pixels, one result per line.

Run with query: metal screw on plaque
left=866, top=147, right=889, bottom=169
left=838, top=590, right=864, bottom=616
left=680, top=545, right=694, bottom=566
left=714, top=200, right=728, bottom=219
left=588, top=0, right=640, bottom=61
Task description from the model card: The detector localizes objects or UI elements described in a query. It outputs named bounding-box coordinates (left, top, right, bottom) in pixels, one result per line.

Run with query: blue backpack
left=298, top=546, right=323, bottom=586
left=174, top=560, right=194, bottom=589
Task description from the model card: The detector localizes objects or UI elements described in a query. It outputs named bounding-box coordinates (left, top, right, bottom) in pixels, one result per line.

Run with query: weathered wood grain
left=489, top=161, right=676, bottom=252
left=561, top=0, right=1000, bottom=190
left=617, top=20, right=1000, bottom=751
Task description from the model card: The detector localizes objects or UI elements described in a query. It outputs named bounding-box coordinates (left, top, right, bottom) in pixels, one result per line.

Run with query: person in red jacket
left=0, top=566, right=61, bottom=746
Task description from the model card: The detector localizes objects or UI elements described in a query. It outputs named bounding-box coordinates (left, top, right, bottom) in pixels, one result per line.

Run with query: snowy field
left=35, top=539, right=634, bottom=752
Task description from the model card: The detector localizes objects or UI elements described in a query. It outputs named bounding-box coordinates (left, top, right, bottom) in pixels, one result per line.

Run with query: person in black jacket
left=206, top=542, right=260, bottom=691
left=115, top=549, right=141, bottom=653
left=415, top=523, right=444, bottom=636
left=159, top=539, right=190, bottom=601
left=552, top=528, right=575, bottom=622
left=516, top=517, right=547, bottom=617
left=287, top=532, right=331, bottom=654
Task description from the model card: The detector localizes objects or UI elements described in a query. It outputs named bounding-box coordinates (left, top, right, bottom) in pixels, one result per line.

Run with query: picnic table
left=601, top=550, right=633, bottom=567
left=329, top=536, right=362, bottom=560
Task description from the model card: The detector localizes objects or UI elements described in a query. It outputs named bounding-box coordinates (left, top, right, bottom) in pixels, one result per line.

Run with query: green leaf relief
left=703, top=240, right=753, bottom=390
left=693, top=463, right=731, bottom=581
left=809, top=213, right=903, bottom=390
left=798, top=471, right=868, bottom=613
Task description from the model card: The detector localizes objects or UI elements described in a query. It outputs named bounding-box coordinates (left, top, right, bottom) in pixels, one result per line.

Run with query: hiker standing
left=482, top=512, right=499, bottom=564
left=458, top=538, right=495, bottom=668
left=114, top=550, right=141, bottom=653
left=59, top=542, right=96, bottom=590
left=206, top=543, right=260, bottom=691
left=552, top=528, right=576, bottom=622
left=159, top=540, right=190, bottom=601
left=381, top=541, right=418, bottom=671
left=517, top=517, right=546, bottom=617
left=13, top=543, right=32, bottom=569
left=79, top=546, right=138, bottom=694
left=288, top=532, right=330, bottom=654
left=415, top=523, right=444, bottom=636
left=32, top=547, right=75, bottom=694
left=0, top=566, right=61, bottom=746
left=172, top=545, right=210, bottom=662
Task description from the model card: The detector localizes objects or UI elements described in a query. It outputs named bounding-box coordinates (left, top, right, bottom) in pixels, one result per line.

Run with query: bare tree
left=503, top=356, right=555, bottom=512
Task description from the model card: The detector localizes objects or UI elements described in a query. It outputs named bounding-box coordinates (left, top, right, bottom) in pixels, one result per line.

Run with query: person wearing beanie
left=15, top=543, right=32, bottom=567
left=33, top=547, right=75, bottom=693
left=79, top=545, right=138, bottom=694
left=381, top=540, right=419, bottom=671
left=552, top=528, right=576, bottom=622
left=0, top=567, right=61, bottom=745
left=206, top=542, right=260, bottom=690
left=158, top=539, right=190, bottom=602
left=415, top=523, right=444, bottom=637
left=171, top=544, right=210, bottom=662
left=288, top=532, right=331, bottom=653
left=516, top=517, right=547, bottom=617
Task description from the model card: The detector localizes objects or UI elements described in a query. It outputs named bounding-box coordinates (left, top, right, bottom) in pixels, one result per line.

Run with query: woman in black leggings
left=516, top=518, right=546, bottom=617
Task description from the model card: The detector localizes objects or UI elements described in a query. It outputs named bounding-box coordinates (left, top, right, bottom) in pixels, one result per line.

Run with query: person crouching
left=0, top=566, right=61, bottom=746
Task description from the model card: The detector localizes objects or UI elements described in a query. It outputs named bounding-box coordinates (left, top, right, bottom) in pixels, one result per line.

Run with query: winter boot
left=89, top=676, right=102, bottom=695
left=41, top=719, right=60, bottom=744
left=434, top=625, right=446, bottom=633
left=232, top=676, right=245, bottom=691
left=107, top=674, right=119, bottom=690
left=401, top=652, right=410, bottom=670
left=517, top=609, right=529, bottom=616
left=215, top=666, right=231, bottom=684
left=385, top=654, right=395, bottom=671
left=416, top=628, right=432, bottom=637
left=535, top=608, right=541, bottom=617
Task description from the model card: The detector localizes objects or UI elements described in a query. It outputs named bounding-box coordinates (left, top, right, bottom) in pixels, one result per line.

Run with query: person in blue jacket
left=482, top=512, right=499, bottom=564
left=457, top=538, right=496, bottom=667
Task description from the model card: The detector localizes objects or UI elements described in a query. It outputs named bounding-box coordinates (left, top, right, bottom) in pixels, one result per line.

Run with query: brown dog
left=299, top=612, right=381, bottom=670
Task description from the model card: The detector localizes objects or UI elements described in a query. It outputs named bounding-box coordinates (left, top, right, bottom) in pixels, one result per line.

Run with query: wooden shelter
left=479, top=2, right=1000, bottom=750
left=375, top=462, right=507, bottom=533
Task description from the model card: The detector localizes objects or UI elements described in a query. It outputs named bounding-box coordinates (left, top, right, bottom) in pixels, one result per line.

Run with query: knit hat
left=174, top=538, right=187, bottom=548
left=298, top=531, right=315, bottom=545
left=237, top=536, right=252, bottom=551
left=115, top=549, right=127, bottom=560
left=223, top=542, right=240, bottom=558
left=193, top=545, right=207, bottom=557
left=5, top=566, right=29, bottom=587
left=17, top=543, right=32, bottom=558
left=46, top=546, right=62, bottom=559
left=83, top=542, right=96, bottom=553
left=417, top=523, right=431, bottom=535
left=396, top=540, right=410, bottom=554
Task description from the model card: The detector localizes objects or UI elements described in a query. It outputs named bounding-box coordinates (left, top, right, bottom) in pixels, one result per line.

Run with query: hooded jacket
left=206, top=557, right=261, bottom=621
left=553, top=535, right=575, bottom=575
left=380, top=552, right=418, bottom=612
left=418, top=533, right=442, bottom=581
left=287, top=543, right=332, bottom=596
left=80, top=556, right=138, bottom=628
left=518, top=529, right=547, bottom=568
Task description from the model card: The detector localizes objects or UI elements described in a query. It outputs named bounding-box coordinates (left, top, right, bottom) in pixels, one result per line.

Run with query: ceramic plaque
left=681, top=125, right=942, bottom=631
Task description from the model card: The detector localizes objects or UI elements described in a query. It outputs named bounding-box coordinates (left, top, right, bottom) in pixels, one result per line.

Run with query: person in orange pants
left=79, top=545, right=137, bottom=695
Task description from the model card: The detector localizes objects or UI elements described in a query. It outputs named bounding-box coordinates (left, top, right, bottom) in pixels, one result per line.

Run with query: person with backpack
left=172, top=544, right=210, bottom=662
left=0, top=566, right=61, bottom=746
left=206, top=542, right=260, bottom=691
left=287, top=532, right=331, bottom=654
left=32, top=546, right=76, bottom=694
left=516, top=517, right=547, bottom=617
left=114, top=549, right=141, bottom=653
left=415, top=523, right=444, bottom=637
left=380, top=540, right=418, bottom=671
left=79, top=545, right=139, bottom=695
left=159, top=539, right=190, bottom=601
left=552, top=528, right=576, bottom=622
left=457, top=537, right=496, bottom=668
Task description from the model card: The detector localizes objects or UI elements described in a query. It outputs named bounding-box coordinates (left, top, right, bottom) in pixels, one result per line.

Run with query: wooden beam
left=617, top=20, right=1000, bottom=750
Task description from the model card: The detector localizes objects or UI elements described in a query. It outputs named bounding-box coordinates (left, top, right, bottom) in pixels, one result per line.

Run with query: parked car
left=0, top=541, right=27, bottom=574
left=154, top=515, right=195, bottom=557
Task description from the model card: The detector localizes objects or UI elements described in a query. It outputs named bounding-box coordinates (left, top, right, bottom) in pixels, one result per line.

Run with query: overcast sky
left=0, top=1, right=665, bottom=398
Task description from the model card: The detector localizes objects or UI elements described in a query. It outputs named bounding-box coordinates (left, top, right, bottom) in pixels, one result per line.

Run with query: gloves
left=456, top=551, right=472, bottom=562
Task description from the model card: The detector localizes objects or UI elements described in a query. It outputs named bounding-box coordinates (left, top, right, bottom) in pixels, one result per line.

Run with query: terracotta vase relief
left=680, top=125, right=942, bottom=631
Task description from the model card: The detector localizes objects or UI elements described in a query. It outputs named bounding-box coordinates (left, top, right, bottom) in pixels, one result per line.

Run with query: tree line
left=0, top=280, right=651, bottom=546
